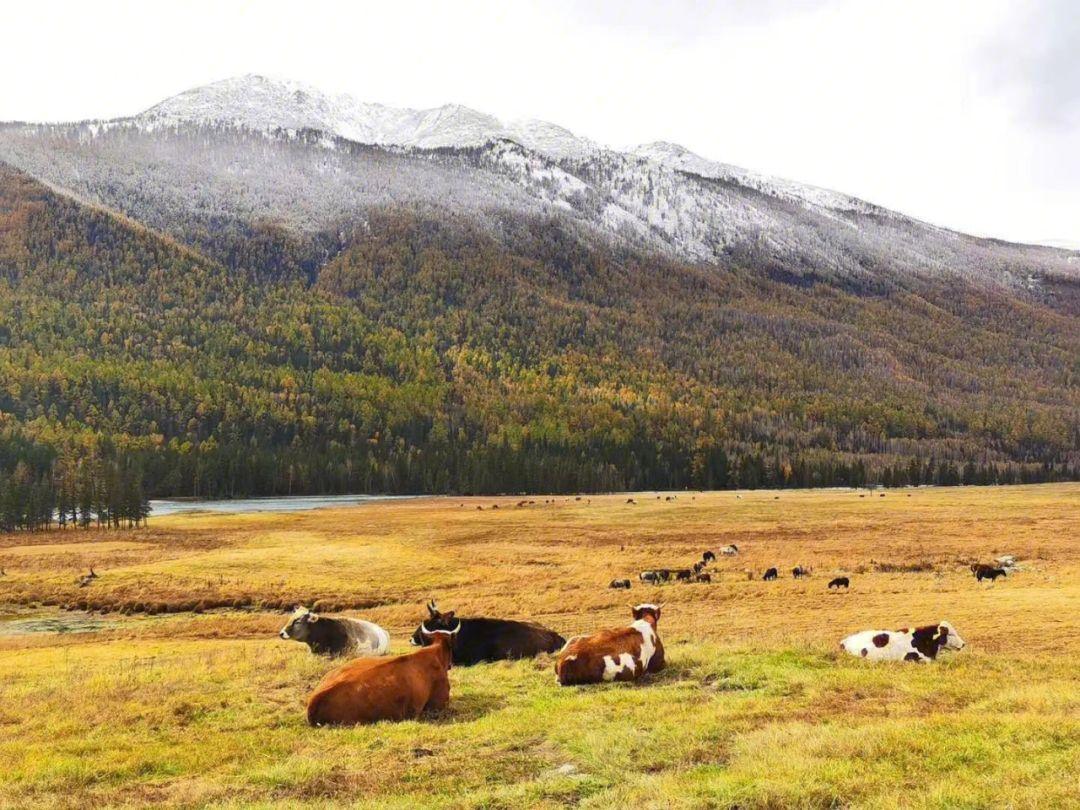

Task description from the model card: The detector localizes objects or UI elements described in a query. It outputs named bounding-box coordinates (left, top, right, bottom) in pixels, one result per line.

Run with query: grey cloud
left=981, top=0, right=1080, bottom=128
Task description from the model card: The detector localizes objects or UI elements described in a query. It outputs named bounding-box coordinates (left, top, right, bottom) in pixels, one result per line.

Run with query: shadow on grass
left=427, top=688, right=509, bottom=723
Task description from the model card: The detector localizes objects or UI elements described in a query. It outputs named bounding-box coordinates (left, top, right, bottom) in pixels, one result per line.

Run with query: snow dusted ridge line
left=134, top=74, right=878, bottom=215
left=136, top=74, right=603, bottom=162
left=2, top=74, right=1075, bottom=289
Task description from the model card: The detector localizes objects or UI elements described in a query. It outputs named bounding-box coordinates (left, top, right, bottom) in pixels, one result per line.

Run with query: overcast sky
left=2, top=0, right=1077, bottom=246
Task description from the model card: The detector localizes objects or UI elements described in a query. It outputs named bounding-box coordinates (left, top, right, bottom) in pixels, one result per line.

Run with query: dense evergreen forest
left=0, top=163, right=1077, bottom=523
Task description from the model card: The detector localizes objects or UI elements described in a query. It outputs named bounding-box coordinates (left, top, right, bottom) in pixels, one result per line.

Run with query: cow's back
left=556, top=626, right=655, bottom=685
left=307, top=653, right=442, bottom=726
left=456, top=618, right=564, bottom=665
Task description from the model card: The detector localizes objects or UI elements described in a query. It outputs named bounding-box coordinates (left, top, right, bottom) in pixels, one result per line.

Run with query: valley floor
left=1, top=484, right=1078, bottom=808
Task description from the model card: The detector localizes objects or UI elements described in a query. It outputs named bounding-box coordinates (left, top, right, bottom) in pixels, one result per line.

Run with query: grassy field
left=1, top=484, right=1078, bottom=808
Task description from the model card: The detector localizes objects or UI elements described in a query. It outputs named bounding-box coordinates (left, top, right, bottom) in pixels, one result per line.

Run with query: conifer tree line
left=0, top=437, right=149, bottom=532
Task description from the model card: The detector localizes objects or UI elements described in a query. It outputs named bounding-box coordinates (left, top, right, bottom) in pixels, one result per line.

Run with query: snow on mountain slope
left=137, top=75, right=603, bottom=159
left=631, top=141, right=888, bottom=217
left=1, top=74, right=1076, bottom=295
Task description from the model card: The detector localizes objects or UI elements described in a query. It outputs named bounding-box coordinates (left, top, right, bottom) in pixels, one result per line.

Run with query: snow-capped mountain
left=137, top=75, right=602, bottom=160
left=0, top=75, right=1076, bottom=296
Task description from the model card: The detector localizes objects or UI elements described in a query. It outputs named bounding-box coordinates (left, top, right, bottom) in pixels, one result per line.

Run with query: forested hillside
left=0, top=163, right=1076, bottom=512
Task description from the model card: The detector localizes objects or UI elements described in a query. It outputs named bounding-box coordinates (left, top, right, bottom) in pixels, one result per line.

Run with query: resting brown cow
left=306, top=627, right=457, bottom=726
left=555, top=604, right=665, bottom=685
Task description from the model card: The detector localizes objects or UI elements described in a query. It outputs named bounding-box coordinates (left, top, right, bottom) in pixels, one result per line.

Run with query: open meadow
left=1, top=484, right=1078, bottom=808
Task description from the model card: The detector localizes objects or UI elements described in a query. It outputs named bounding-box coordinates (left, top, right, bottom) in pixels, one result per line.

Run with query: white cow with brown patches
left=555, top=605, right=665, bottom=685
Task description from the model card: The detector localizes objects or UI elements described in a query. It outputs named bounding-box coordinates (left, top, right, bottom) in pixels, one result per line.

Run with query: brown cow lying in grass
left=306, top=625, right=457, bottom=726
left=555, top=604, right=665, bottom=685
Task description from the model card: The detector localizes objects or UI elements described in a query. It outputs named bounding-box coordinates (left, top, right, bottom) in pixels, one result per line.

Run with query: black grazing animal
left=702, top=551, right=716, bottom=564
left=828, top=577, right=850, bottom=590
left=674, top=569, right=693, bottom=582
left=410, top=601, right=565, bottom=665
left=694, top=573, right=712, bottom=583
left=975, top=567, right=1008, bottom=583
left=763, top=567, right=779, bottom=581
left=609, top=579, right=631, bottom=589
left=626, top=498, right=637, bottom=505
left=639, top=570, right=663, bottom=584
left=657, top=569, right=673, bottom=582
left=692, top=561, right=706, bottom=574
left=792, top=566, right=811, bottom=579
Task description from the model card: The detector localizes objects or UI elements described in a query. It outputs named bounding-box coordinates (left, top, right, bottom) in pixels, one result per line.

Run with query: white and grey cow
left=840, top=622, right=965, bottom=662
left=279, top=606, right=391, bottom=657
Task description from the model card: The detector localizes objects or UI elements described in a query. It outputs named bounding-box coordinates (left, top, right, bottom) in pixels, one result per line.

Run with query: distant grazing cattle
left=657, top=569, right=673, bottom=582
left=674, top=569, right=693, bottom=582
left=639, top=570, right=662, bottom=584
left=692, top=561, right=706, bottom=574
left=828, top=577, right=850, bottom=590
left=555, top=604, right=665, bottom=685
left=792, top=566, right=811, bottom=579
left=996, top=555, right=1017, bottom=568
left=840, top=622, right=965, bottom=662
left=719, top=544, right=739, bottom=556
left=626, top=498, right=637, bottom=505
left=410, top=601, right=564, bottom=665
left=702, top=551, right=717, bottom=563
left=694, top=573, right=712, bottom=583
left=763, top=567, right=778, bottom=581
left=307, top=625, right=456, bottom=725
left=609, top=579, right=631, bottom=590
left=280, top=607, right=391, bottom=657
left=976, top=567, right=1008, bottom=582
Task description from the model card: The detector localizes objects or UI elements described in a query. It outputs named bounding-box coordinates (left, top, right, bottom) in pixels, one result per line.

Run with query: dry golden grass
left=1, top=484, right=1078, bottom=808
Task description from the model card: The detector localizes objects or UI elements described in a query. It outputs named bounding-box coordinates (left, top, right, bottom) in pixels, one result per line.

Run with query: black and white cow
left=840, top=622, right=965, bottom=662
left=719, top=544, right=739, bottom=556
left=702, top=551, right=717, bottom=564
left=975, top=567, right=1008, bottom=582
left=609, top=579, right=632, bottom=589
left=410, top=600, right=565, bottom=665
left=279, top=607, right=391, bottom=657
left=639, top=570, right=663, bottom=584
left=792, top=566, right=811, bottom=579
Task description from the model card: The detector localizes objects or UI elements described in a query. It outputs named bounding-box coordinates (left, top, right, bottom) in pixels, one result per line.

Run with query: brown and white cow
left=555, top=604, right=665, bottom=685
left=840, top=622, right=965, bottom=662
left=306, top=626, right=458, bottom=726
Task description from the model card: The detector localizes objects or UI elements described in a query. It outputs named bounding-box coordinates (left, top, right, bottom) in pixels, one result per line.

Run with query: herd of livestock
left=282, top=546, right=1018, bottom=726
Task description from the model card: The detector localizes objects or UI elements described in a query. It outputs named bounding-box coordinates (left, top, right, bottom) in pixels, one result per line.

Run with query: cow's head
left=936, top=621, right=965, bottom=652
left=410, top=599, right=462, bottom=646
left=279, top=606, right=318, bottom=642
left=632, top=603, right=662, bottom=624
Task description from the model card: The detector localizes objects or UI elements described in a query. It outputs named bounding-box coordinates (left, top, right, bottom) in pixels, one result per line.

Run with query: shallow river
left=148, top=493, right=415, bottom=516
